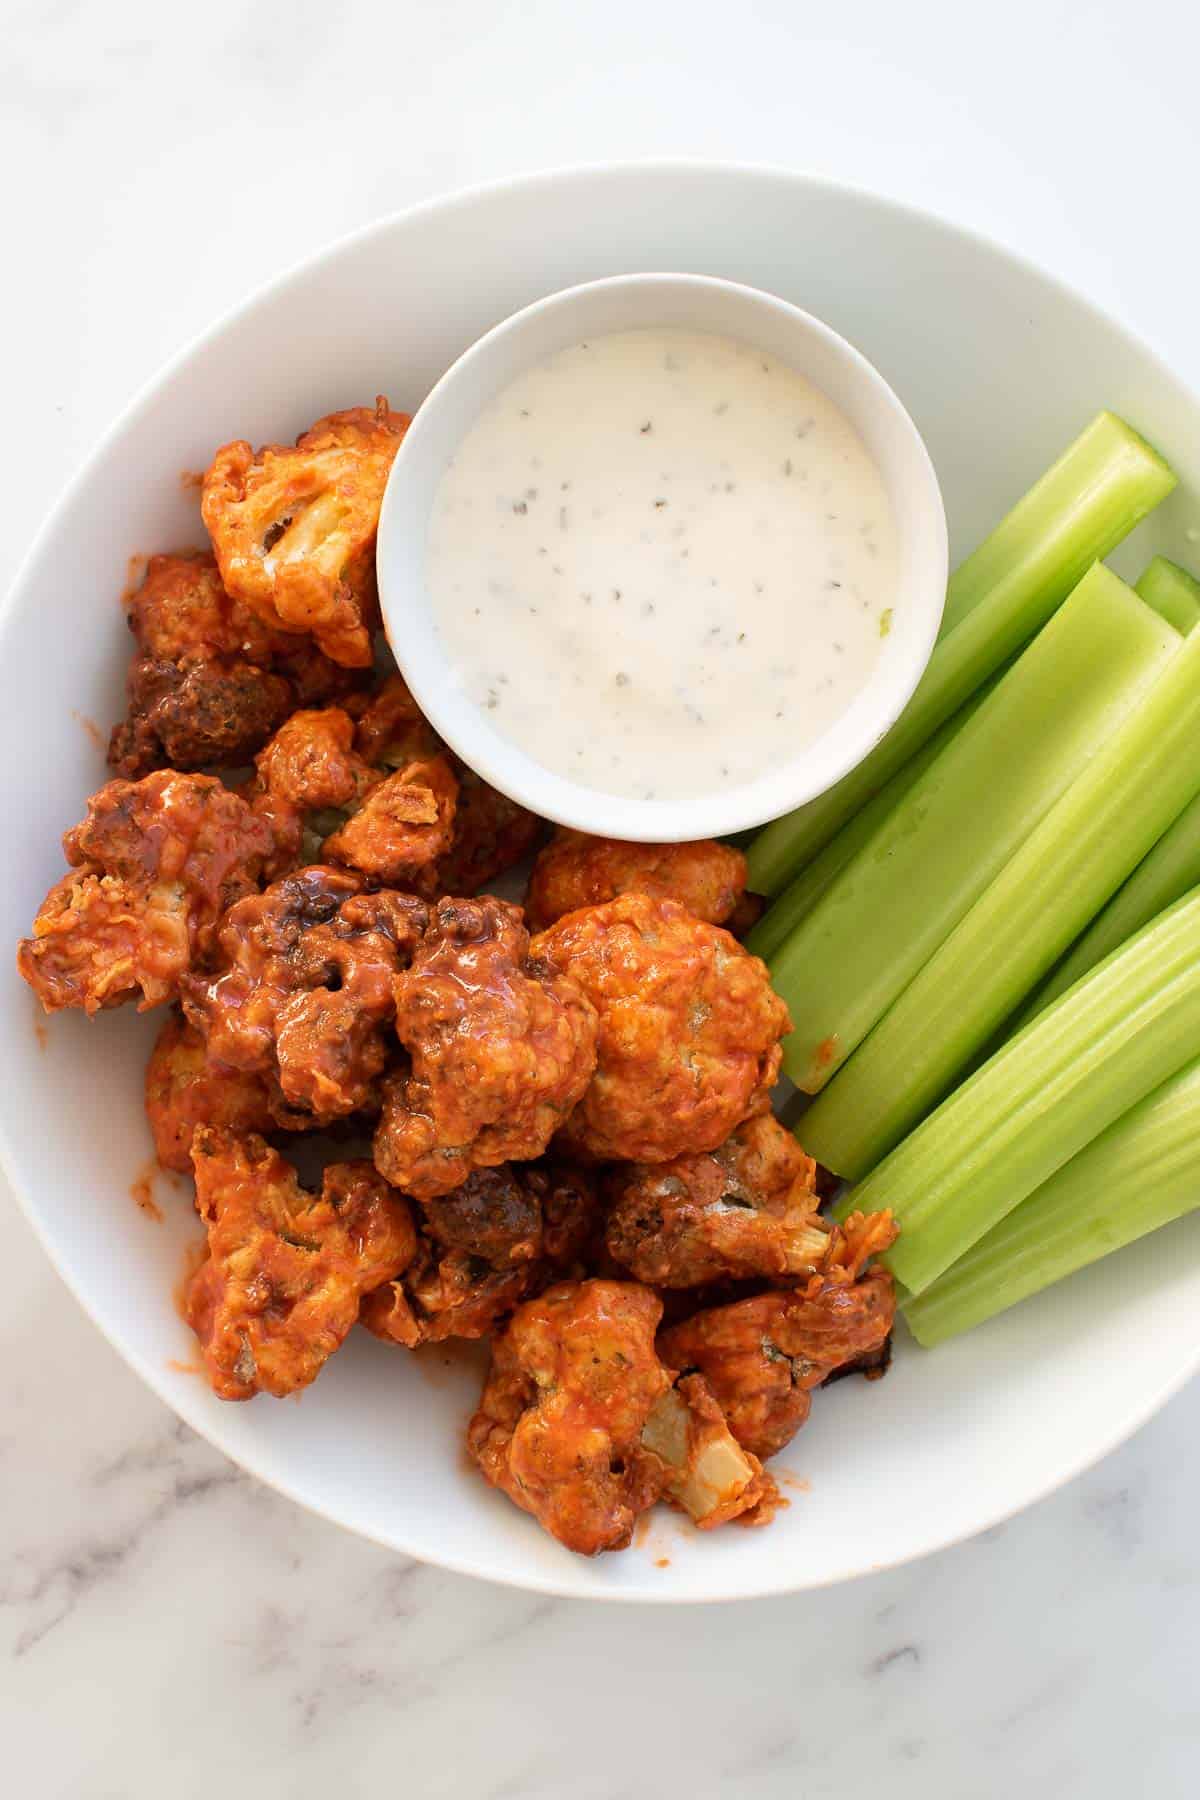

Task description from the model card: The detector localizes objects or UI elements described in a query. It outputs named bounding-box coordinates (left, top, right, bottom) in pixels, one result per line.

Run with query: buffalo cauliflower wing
left=145, top=1013, right=274, bottom=1173
left=201, top=398, right=410, bottom=667
left=350, top=676, right=541, bottom=895
left=18, top=772, right=274, bottom=1014
left=532, top=893, right=790, bottom=1164
left=250, top=703, right=458, bottom=885
left=323, top=753, right=458, bottom=883
left=605, top=1113, right=828, bottom=1287
left=360, top=1159, right=597, bottom=1346
left=182, top=864, right=427, bottom=1124
left=525, top=830, right=748, bottom=933
left=373, top=897, right=597, bottom=1199
left=467, top=1279, right=671, bottom=1555
left=185, top=1129, right=417, bottom=1400
left=361, top=1245, right=533, bottom=1348
left=107, top=551, right=355, bottom=777
left=658, top=1250, right=897, bottom=1462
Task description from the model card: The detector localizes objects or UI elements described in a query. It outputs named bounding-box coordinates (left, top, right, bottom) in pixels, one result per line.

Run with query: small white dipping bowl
left=377, top=273, right=948, bottom=842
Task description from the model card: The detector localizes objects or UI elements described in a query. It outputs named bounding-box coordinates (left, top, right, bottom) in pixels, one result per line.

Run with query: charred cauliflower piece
left=108, top=551, right=356, bottom=777
left=360, top=1160, right=596, bottom=1346
left=605, top=1113, right=828, bottom=1287
left=182, top=864, right=427, bottom=1125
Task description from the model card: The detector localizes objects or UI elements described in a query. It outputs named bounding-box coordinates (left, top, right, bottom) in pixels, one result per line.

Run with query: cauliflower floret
left=526, top=829, right=748, bottom=933
left=108, top=551, right=355, bottom=777
left=532, top=893, right=790, bottom=1164
left=658, top=1243, right=897, bottom=1461
left=144, top=1013, right=274, bottom=1173
left=201, top=398, right=410, bottom=666
left=605, top=1113, right=827, bottom=1287
left=251, top=704, right=458, bottom=885
left=185, top=1129, right=417, bottom=1400
left=373, top=898, right=597, bottom=1199
left=182, top=865, right=427, bottom=1125
left=18, top=772, right=273, bottom=1014
left=467, top=1279, right=670, bottom=1555
left=360, top=1160, right=597, bottom=1346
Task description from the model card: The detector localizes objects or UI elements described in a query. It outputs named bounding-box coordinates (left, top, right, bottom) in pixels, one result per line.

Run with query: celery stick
left=747, top=414, right=1176, bottom=896
left=771, top=567, right=1177, bottom=1092
left=1135, top=556, right=1200, bottom=635
left=744, top=685, right=990, bottom=961
left=837, top=889, right=1200, bottom=1296
left=939, top=414, right=1175, bottom=637
left=802, top=621, right=1200, bottom=1181
left=903, top=1056, right=1200, bottom=1345
left=1019, top=792, right=1200, bottom=1027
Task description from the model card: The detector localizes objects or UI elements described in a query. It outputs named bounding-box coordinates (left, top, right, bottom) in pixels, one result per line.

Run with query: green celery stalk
left=938, top=414, right=1176, bottom=637
left=770, top=566, right=1177, bottom=1092
left=801, top=620, right=1200, bottom=1181
left=744, top=683, right=993, bottom=961
left=836, top=889, right=1200, bottom=1296
left=1018, top=792, right=1200, bottom=1028
left=747, top=414, right=1176, bottom=896
left=1135, top=556, right=1200, bottom=635
left=903, top=1056, right=1200, bottom=1346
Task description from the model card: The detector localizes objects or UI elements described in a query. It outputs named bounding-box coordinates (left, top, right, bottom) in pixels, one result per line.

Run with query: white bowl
left=377, top=273, right=947, bottom=842
left=5, top=163, right=1200, bottom=1604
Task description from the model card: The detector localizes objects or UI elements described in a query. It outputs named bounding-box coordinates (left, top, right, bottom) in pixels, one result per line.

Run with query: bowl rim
left=6, top=157, right=1200, bottom=1602
left=376, top=268, right=948, bottom=843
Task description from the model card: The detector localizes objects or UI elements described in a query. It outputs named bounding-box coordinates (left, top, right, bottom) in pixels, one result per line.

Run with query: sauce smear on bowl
left=427, top=329, right=898, bottom=801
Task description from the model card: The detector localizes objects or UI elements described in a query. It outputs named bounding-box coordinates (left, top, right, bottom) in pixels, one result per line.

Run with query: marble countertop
left=4, top=3, right=1199, bottom=1794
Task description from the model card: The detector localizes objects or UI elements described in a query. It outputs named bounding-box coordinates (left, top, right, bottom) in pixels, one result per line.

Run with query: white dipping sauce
left=426, top=328, right=899, bottom=802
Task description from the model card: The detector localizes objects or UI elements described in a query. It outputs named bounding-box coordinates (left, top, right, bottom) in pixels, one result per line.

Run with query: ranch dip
left=426, top=328, right=899, bottom=802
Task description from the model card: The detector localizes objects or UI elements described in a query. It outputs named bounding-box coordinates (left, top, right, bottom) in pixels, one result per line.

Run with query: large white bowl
left=6, top=163, right=1200, bottom=1604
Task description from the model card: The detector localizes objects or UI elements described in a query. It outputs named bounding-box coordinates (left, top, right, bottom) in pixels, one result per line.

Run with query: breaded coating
left=107, top=551, right=354, bottom=777
left=532, top=893, right=790, bottom=1164
left=360, top=1159, right=597, bottom=1346
left=18, top=772, right=274, bottom=1014
left=605, top=1113, right=827, bottom=1287
left=201, top=398, right=410, bottom=667
left=182, top=864, right=426, bottom=1124
left=525, top=830, right=748, bottom=933
left=251, top=704, right=458, bottom=886
left=144, top=1013, right=274, bottom=1173
left=658, top=1257, right=897, bottom=1461
left=351, top=676, right=542, bottom=895
left=186, top=1129, right=416, bottom=1400
left=642, top=1375, right=778, bottom=1530
left=467, top=1280, right=671, bottom=1555
left=373, top=897, right=597, bottom=1200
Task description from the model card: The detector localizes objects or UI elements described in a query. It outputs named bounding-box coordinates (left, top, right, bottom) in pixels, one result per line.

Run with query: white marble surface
left=4, top=2, right=1200, bottom=1794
